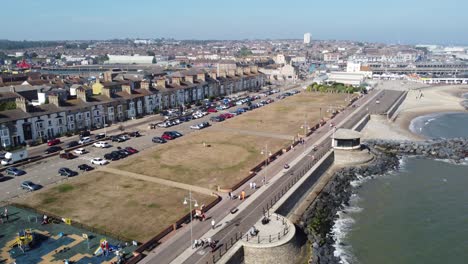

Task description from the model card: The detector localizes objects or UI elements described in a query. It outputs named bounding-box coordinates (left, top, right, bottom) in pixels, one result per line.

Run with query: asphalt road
left=0, top=85, right=305, bottom=202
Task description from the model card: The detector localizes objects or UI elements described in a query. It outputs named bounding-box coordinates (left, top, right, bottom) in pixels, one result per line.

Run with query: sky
left=2, top=0, right=468, bottom=45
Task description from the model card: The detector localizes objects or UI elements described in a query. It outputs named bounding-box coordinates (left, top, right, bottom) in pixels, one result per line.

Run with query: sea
left=333, top=112, right=468, bottom=264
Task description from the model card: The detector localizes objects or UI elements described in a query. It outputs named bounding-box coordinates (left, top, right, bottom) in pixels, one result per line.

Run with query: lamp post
left=183, top=189, right=198, bottom=249
left=260, top=145, right=272, bottom=185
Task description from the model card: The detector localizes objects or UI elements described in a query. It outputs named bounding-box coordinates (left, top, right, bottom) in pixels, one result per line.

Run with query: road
left=137, top=89, right=405, bottom=264
left=0, top=85, right=304, bottom=202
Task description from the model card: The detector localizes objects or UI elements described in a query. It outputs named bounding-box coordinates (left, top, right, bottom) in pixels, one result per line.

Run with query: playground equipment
left=10, top=229, right=34, bottom=252
left=93, top=238, right=119, bottom=257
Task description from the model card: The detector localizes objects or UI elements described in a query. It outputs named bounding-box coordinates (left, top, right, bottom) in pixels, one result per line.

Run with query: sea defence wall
left=387, top=91, right=408, bottom=121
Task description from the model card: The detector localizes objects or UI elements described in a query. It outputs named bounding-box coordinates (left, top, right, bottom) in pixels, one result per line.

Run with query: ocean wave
left=332, top=212, right=357, bottom=264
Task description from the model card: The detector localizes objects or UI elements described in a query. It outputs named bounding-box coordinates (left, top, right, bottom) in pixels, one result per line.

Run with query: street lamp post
left=183, top=189, right=199, bottom=249
left=260, top=145, right=272, bottom=185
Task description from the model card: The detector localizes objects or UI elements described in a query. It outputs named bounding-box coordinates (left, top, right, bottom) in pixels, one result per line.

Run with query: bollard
left=269, top=234, right=271, bottom=242
left=278, top=232, right=280, bottom=240
left=258, top=234, right=260, bottom=243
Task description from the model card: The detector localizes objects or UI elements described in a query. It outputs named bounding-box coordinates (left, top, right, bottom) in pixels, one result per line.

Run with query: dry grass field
left=16, top=171, right=214, bottom=242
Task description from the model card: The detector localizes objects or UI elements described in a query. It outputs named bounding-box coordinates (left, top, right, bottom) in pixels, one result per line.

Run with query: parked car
left=95, top=133, right=106, bottom=140
left=152, top=137, right=167, bottom=144
left=210, top=116, right=225, bottom=122
left=104, top=153, right=120, bottom=161
left=128, top=131, right=141, bottom=137
left=167, top=131, right=183, bottom=138
left=5, top=167, right=26, bottom=176
left=110, top=136, right=125, bottom=142
left=78, top=136, right=92, bottom=144
left=73, top=148, right=87, bottom=155
left=47, top=138, right=61, bottom=146
left=207, top=108, right=218, bottom=113
left=161, top=133, right=174, bottom=140
left=80, top=130, right=91, bottom=138
left=125, top=147, right=138, bottom=154
left=78, top=164, right=94, bottom=171
left=21, top=181, right=41, bottom=191
left=93, top=141, right=110, bottom=148
left=58, top=167, right=77, bottom=177
left=45, top=146, right=62, bottom=154
left=119, top=135, right=130, bottom=141
left=90, top=158, right=109, bottom=165
left=59, top=152, right=76, bottom=160
left=66, top=141, right=79, bottom=148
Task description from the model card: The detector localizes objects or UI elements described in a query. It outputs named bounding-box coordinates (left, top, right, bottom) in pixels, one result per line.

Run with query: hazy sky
left=2, top=0, right=467, bottom=44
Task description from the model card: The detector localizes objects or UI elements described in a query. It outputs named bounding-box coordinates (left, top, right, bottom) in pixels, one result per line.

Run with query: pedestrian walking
left=253, top=182, right=257, bottom=189
left=211, top=219, right=215, bottom=230
left=262, top=176, right=266, bottom=186
left=228, top=192, right=233, bottom=200
left=249, top=182, right=253, bottom=189
left=4, top=208, right=8, bottom=223
left=241, top=190, right=246, bottom=200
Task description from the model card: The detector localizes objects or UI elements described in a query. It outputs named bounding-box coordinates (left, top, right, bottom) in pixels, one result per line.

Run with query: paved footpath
left=139, top=89, right=392, bottom=264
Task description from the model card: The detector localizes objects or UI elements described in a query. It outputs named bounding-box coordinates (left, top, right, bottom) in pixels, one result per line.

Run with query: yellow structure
left=92, top=79, right=104, bottom=95
left=10, top=229, right=34, bottom=249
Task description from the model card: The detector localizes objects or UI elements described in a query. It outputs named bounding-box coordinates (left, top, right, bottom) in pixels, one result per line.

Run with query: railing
left=241, top=215, right=290, bottom=244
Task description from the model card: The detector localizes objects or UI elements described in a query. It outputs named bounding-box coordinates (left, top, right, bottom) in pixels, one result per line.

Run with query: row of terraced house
left=0, top=66, right=265, bottom=148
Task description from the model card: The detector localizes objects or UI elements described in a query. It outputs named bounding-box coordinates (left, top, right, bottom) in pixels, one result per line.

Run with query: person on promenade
left=240, top=190, right=246, bottom=200
left=211, top=219, right=215, bottom=229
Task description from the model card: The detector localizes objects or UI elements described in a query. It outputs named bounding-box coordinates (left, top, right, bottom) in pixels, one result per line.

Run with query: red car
left=224, top=113, right=235, bottom=119
left=125, top=147, right=138, bottom=154
left=161, top=133, right=174, bottom=140
left=207, top=108, right=218, bottom=113
left=47, top=138, right=61, bottom=146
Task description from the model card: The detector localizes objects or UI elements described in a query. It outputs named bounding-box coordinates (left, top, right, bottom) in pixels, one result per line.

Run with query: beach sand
left=361, top=84, right=468, bottom=141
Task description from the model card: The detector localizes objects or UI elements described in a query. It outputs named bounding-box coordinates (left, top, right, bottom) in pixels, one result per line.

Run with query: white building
left=304, top=33, right=311, bottom=44
left=107, top=55, right=154, bottom=64
left=327, top=72, right=366, bottom=86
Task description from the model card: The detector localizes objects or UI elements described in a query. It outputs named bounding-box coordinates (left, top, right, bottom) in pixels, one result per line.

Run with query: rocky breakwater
left=366, top=138, right=468, bottom=163
left=298, top=150, right=399, bottom=264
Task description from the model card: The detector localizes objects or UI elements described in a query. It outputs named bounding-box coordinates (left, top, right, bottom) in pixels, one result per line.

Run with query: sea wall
left=299, top=138, right=468, bottom=264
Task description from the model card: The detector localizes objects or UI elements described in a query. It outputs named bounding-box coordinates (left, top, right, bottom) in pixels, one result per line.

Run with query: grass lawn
left=223, top=91, right=350, bottom=136
left=116, top=131, right=288, bottom=190
left=15, top=171, right=215, bottom=242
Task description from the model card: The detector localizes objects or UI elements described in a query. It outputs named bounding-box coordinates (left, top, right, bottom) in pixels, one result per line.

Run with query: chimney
left=197, top=73, right=206, bottom=82
left=172, top=77, right=181, bottom=86
left=76, top=87, right=88, bottom=102
left=184, top=75, right=194, bottom=84
left=228, top=69, right=236, bottom=77
left=156, top=78, right=167, bottom=88
left=48, top=94, right=62, bottom=107
left=102, top=87, right=113, bottom=98
left=15, top=97, right=29, bottom=112
left=236, top=68, right=244, bottom=76
left=209, top=72, right=217, bottom=80
left=103, top=71, right=113, bottom=82
left=243, top=67, right=251, bottom=74
left=123, top=83, right=133, bottom=94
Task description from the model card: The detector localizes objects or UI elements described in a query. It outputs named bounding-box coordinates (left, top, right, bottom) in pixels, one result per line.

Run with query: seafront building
left=0, top=66, right=265, bottom=148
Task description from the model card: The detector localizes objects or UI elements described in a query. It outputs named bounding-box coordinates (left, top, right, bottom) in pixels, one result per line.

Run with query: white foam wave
left=332, top=210, right=358, bottom=264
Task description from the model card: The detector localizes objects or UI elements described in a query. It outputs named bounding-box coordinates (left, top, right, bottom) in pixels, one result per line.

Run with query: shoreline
left=394, top=85, right=468, bottom=139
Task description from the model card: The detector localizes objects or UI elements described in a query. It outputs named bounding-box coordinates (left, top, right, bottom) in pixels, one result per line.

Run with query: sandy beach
left=394, top=85, right=468, bottom=136
left=361, top=83, right=468, bottom=141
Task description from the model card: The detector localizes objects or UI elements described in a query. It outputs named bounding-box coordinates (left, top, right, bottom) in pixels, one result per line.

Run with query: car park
left=73, top=148, right=87, bottom=155
left=21, top=181, right=41, bottom=191
left=5, top=167, right=26, bottom=176
left=58, top=167, right=78, bottom=177
left=47, top=138, right=61, bottom=146
left=152, top=137, right=167, bottom=143
left=78, top=164, right=94, bottom=171
left=95, top=133, right=106, bottom=140
left=90, top=157, right=109, bottom=165
left=59, top=152, right=76, bottom=160
left=45, top=146, right=62, bottom=154
left=93, top=141, right=110, bottom=148
left=66, top=141, right=79, bottom=148
left=78, top=137, right=92, bottom=144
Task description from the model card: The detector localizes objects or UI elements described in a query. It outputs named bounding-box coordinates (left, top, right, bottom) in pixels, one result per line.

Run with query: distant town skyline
left=3, top=0, right=468, bottom=45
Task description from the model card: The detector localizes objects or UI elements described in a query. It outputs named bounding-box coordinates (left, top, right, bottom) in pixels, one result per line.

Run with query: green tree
left=238, top=46, right=253, bottom=57
left=0, top=101, right=17, bottom=111
left=147, top=50, right=155, bottom=56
